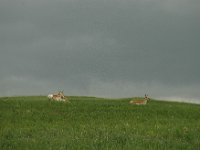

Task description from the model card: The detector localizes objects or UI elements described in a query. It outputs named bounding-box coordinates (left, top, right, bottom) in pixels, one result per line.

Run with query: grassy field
left=0, top=96, right=200, bottom=150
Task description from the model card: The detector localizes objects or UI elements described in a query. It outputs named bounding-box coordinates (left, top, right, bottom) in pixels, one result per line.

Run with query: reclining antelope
left=48, top=91, right=69, bottom=102
left=129, top=94, right=150, bottom=105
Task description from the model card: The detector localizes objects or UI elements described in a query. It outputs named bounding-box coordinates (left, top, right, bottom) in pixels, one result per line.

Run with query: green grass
left=0, top=96, right=200, bottom=150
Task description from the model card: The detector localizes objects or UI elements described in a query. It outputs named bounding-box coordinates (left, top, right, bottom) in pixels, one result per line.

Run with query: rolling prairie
left=0, top=96, right=200, bottom=150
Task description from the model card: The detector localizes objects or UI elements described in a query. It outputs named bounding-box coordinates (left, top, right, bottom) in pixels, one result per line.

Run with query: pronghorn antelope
left=129, top=94, right=150, bottom=105
left=48, top=91, right=68, bottom=102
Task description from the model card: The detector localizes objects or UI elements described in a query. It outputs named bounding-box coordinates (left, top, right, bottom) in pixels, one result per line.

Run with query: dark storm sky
left=0, top=0, right=200, bottom=102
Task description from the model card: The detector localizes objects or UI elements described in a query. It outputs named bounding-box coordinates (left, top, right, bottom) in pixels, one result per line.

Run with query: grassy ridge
left=0, top=96, right=200, bottom=150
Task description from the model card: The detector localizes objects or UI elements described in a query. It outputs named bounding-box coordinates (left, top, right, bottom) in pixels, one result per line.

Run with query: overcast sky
left=0, top=0, right=200, bottom=102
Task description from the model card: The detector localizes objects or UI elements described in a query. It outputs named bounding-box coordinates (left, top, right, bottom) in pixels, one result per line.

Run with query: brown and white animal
left=48, top=91, right=66, bottom=102
left=129, top=94, right=150, bottom=105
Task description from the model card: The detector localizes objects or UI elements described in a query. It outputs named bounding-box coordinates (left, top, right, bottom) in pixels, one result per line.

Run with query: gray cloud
left=0, top=0, right=200, bottom=102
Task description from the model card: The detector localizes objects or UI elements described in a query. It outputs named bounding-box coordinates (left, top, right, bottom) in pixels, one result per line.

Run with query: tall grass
left=0, top=96, right=200, bottom=149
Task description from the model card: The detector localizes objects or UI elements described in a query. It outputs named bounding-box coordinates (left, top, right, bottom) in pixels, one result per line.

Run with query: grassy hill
left=0, top=96, right=200, bottom=150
